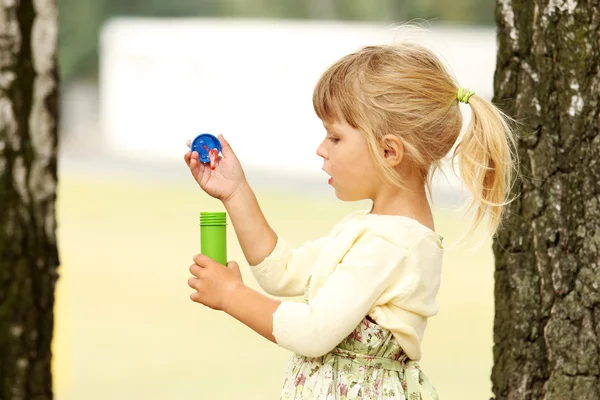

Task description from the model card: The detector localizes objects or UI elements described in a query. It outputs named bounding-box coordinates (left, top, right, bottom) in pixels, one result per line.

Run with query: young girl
left=184, top=41, right=515, bottom=399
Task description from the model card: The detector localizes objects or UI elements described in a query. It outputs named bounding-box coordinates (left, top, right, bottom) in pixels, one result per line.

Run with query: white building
left=99, top=18, right=496, bottom=184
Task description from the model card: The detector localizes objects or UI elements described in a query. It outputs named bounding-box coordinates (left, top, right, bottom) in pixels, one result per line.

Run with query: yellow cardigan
left=251, top=210, right=444, bottom=360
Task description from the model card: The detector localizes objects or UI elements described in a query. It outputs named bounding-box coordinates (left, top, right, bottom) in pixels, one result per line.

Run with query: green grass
left=53, top=173, right=495, bottom=400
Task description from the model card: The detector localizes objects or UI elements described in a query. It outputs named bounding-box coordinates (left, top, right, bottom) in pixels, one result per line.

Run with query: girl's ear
left=380, top=135, right=404, bottom=167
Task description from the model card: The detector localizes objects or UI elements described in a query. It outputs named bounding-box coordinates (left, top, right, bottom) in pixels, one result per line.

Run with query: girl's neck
left=370, top=184, right=435, bottom=231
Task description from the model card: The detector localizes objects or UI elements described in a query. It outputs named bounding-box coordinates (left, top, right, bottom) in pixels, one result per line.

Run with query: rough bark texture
left=0, top=0, right=59, bottom=399
left=492, top=0, right=600, bottom=399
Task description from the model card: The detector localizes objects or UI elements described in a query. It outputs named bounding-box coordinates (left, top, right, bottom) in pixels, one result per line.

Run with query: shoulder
left=350, top=213, right=443, bottom=251
left=329, top=211, right=443, bottom=261
left=328, top=209, right=370, bottom=236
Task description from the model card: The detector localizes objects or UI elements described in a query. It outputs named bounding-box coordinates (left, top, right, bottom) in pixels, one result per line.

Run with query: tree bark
left=0, top=0, right=59, bottom=399
left=492, top=0, right=600, bottom=399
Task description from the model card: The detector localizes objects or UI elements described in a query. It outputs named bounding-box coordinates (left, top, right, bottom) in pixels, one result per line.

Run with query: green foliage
left=58, top=0, right=494, bottom=83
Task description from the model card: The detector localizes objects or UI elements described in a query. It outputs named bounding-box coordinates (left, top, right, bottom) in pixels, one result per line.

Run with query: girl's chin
left=333, top=189, right=352, bottom=202
left=333, top=187, right=368, bottom=202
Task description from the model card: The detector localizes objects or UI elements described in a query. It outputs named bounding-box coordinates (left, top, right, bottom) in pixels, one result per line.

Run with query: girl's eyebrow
left=323, top=123, right=341, bottom=134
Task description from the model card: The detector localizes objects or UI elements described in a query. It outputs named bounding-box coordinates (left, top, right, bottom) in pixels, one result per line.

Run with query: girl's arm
left=222, top=284, right=280, bottom=343
left=186, top=135, right=278, bottom=267
left=216, top=237, right=393, bottom=354
left=249, top=235, right=329, bottom=297
left=224, top=182, right=352, bottom=297
left=222, top=181, right=278, bottom=266
left=222, top=178, right=330, bottom=296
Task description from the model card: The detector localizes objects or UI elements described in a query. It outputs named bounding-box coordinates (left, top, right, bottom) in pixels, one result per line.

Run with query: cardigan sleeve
left=271, top=232, right=410, bottom=357
left=250, top=236, right=329, bottom=297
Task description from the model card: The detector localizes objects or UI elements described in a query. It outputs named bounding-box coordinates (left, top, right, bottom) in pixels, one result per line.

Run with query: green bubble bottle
left=200, top=212, right=227, bottom=266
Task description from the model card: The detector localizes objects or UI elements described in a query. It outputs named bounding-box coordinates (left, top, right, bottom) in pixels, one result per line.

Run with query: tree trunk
left=492, top=0, right=600, bottom=399
left=0, top=0, right=59, bottom=399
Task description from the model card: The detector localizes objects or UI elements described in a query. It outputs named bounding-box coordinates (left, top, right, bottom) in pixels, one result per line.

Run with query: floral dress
left=279, top=317, right=438, bottom=400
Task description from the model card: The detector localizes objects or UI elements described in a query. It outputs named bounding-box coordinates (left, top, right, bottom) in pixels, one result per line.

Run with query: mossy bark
left=492, top=0, right=600, bottom=398
left=0, top=0, right=59, bottom=398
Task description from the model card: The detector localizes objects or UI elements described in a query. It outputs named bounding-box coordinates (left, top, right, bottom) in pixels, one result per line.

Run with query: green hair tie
left=457, top=87, right=475, bottom=104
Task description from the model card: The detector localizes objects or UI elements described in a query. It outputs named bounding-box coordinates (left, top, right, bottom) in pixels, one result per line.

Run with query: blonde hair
left=313, top=42, right=517, bottom=237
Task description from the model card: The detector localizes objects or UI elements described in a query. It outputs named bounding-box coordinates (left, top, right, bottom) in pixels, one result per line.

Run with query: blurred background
left=55, top=0, right=498, bottom=399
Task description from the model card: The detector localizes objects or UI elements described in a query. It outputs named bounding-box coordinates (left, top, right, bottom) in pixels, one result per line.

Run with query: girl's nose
left=316, top=141, right=328, bottom=159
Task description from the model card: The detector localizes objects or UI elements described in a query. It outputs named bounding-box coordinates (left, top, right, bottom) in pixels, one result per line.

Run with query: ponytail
left=452, top=94, right=517, bottom=238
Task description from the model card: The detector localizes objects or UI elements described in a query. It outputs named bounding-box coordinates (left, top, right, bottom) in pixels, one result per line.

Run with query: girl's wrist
left=222, top=180, right=251, bottom=207
left=222, top=281, right=248, bottom=313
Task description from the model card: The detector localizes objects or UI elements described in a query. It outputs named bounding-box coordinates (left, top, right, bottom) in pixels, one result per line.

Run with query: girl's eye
left=328, top=137, right=340, bottom=144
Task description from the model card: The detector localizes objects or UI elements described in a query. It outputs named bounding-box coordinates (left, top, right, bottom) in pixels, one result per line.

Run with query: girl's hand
left=188, top=254, right=244, bottom=311
left=184, top=134, right=247, bottom=202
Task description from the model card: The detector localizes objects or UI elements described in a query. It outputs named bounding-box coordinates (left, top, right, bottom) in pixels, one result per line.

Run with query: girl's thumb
left=227, top=261, right=242, bottom=279
left=218, top=134, right=235, bottom=157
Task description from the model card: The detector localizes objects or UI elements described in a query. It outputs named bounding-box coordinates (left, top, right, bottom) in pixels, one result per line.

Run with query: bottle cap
left=191, top=133, right=222, bottom=163
left=200, top=212, right=227, bottom=226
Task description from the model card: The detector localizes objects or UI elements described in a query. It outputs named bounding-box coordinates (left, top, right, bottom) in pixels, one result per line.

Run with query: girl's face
left=316, top=119, right=381, bottom=201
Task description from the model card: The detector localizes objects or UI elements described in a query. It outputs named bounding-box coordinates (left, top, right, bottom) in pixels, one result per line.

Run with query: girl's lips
left=328, top=177, right=333, bottom=184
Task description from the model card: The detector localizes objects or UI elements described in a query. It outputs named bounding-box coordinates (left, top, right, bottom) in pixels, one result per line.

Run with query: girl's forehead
left=322, top=117, right=349, bottom=130
left=322, top=121, right=342, bottom=133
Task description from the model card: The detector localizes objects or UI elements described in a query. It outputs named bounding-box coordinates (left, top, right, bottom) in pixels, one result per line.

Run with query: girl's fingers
left=190, top=152, right=203, bottom=173
left=218, top=134, right=235, bottom=157
left=188, top=277, right=199, bottom=289
left=184, top=150, right=192, bottom=166
left=190, top=157, right=198, bottom=171
left=189, top=263, right=203, bottom=277
left=190, top=159, right=205, bottom=183
left=186, top=139, right=192, bottom=148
